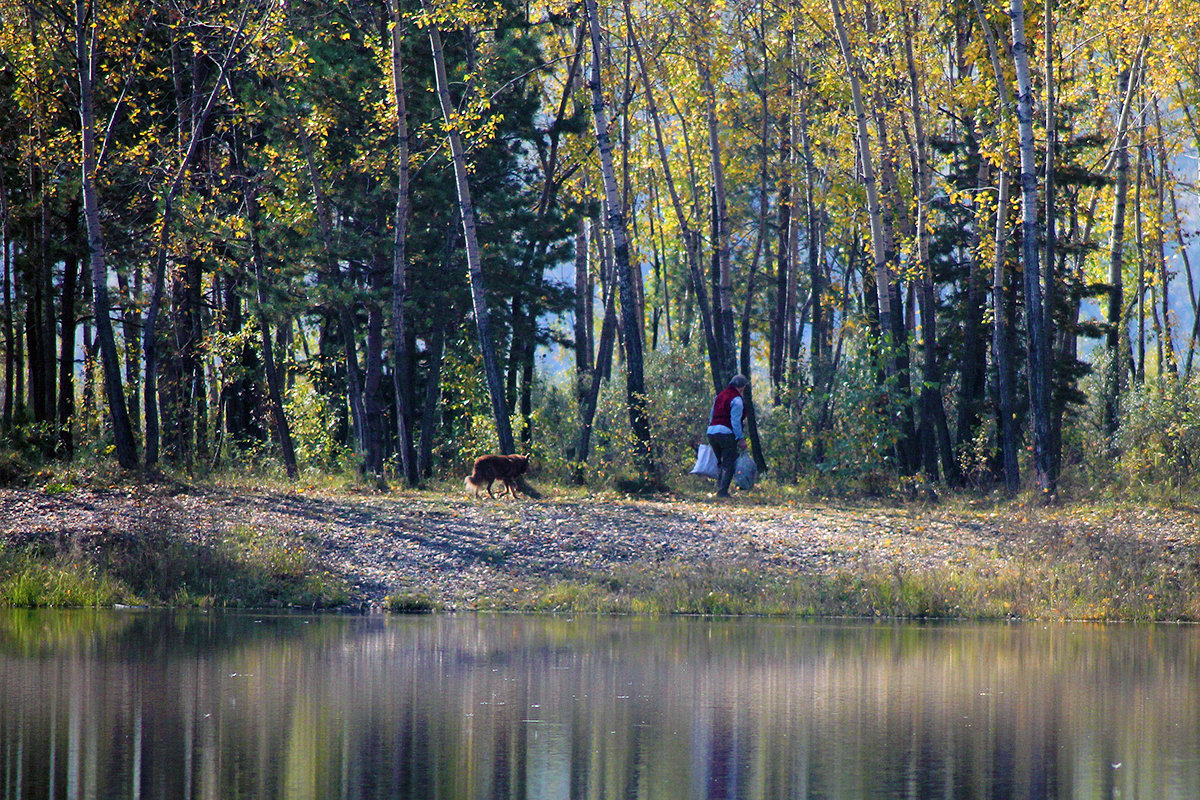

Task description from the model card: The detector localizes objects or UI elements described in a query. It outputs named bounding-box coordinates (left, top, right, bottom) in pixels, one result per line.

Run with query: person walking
left=707, top=374, right=749, bottom=497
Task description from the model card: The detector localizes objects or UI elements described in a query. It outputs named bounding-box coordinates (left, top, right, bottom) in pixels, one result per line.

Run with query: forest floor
left=3, top=477, right=1200, bottom=618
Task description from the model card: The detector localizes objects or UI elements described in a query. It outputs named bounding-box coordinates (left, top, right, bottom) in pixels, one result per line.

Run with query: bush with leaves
left=1112, top=375, right=1200, bottom=492
left=284, top=373, right=353, bottom=472
left=543, top=341, right=712, bottom=486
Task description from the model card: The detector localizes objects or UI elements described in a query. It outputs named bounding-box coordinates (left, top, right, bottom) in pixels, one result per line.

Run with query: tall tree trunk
left=830, top=0, right=895, bottom=353
left=27, top=186, right=49, bottom=427
left=771, top=68, right=794, bottom=396
left=574, top=215, right=593, bottom=403
left=423, top=11, right=515, bottom=454
left=192, top=260, right=208, bottom=465
left=971, top=0, right=1018, bottom=491
left=144, top=9, right=249, bottom=467
left=0, top=177, right=11, bottom=432
left=626, top=9, right=718, bottom=391
left=903, top=6, right=958, bottom=485
left=1174, top=94, right=1200, bottom=375
left=1134, top=109, right=1146, bottom=384
left=799, top=65, right=829, bottom=440
left=697, top=34, right=735, bottom=381
left=955, top=132, right=990, bottom=459
left=1043, top=0, right=1064, bottom=477
left=76, top=0, right=138, bottom=469
left=81, top=290, right=95, bottom=440
left=388, top=0, right=419, bottom=486
left=1010, top=0, right=1054, bottom=495
left=363, top=256, right=388, bottom=487
left=1105, top=64, right=1136, bottom=437
left=584, top=0, right=654, bottom=477
left=418, top=319, right=446, bottom=478
left=1152, top=101, right=1176, bottom=374
left=169, top=256, right=202, bottom=468
left=57, top=220, right=83, bottom=456
left=574, top=268, right=618, bottom=483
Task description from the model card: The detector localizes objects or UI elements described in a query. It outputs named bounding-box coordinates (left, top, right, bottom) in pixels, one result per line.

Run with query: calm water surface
left=1, top=610, right=1198, bottom=799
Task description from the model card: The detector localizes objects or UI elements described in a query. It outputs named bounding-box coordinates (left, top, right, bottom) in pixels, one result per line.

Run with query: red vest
left=710, top=386, right=741, bottom=428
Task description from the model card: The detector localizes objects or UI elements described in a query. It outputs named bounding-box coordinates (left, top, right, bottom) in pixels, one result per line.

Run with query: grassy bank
left=0, top=519, right=349, bottom=610
left=475, top=552, right=1200, bottom=621
left=383, top=489, right=1200, bottom=622
left=3, top=473, right=1199, bottom=620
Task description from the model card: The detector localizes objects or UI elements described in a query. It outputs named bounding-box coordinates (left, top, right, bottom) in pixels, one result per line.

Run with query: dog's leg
left=487, top=480, right=497, bottom=498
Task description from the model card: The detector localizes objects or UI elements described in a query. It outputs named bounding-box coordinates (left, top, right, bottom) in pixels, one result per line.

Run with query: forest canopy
left=1, top=0, right=1199, bottom=496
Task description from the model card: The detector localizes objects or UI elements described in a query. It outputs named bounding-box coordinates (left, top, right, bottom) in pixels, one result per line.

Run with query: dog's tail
left=464, top=474, right=482, bottom=496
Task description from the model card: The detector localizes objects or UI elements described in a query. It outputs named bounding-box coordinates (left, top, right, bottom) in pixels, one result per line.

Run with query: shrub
left=1112, top=375, right=1200, bottom=492
left=285, top=372, right=354, bottom=471
left=573, top=340, right=712, bottom=485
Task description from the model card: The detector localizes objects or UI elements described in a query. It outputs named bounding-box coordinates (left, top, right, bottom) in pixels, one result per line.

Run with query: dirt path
left=5, top=484, right=1198, bottom=610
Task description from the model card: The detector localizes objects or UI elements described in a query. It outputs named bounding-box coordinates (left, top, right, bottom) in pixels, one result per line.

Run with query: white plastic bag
left=689, top=444, right=720, bottom=479
left=733, top=452, right=757, bottom=490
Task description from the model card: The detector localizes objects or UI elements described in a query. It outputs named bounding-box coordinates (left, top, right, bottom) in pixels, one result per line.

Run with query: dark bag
left=733, top=453, right=757, bottom=490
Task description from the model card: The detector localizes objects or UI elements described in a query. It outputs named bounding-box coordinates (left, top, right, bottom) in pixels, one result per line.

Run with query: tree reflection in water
left=0, top=611, right=1198, bottom=799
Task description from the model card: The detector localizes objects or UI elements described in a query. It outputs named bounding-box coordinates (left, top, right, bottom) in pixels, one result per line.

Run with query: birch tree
left=584, top=0, right=654, bottom=476
left=1009, top=0, right=1053, bottom=495
left=421, top=0, right=515, bottom=455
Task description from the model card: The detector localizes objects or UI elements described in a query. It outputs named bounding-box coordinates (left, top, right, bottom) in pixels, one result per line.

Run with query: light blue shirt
left=706, top=395, right=744, bottom=439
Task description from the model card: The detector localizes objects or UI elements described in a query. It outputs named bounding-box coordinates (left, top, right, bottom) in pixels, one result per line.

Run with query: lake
left=1, top=610, right=1198, bottom=799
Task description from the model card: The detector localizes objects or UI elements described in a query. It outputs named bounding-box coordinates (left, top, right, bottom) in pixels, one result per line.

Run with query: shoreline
left=1, top=483, right=1198, bottom=620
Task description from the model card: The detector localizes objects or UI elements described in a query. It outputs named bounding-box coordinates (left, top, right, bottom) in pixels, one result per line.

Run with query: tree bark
left=626, top=8, right=718, bottom=391
left=0, top=176, right=11, bottom=432
left=76, top=0, right=138, bottom=469
left=574, top=266, right=617, bottom=483
left=363, top=256, right=388, bottom=486
left=418, top=319, right=447, bottom=478
left=423, top=11, right=515, bottom=454
left=903, top=6, right=958, bottom=485
left=771, top=58, right=794, bottom=396
left=829, top=0, right=895, bottom=350
left=1043, top=0, right=1066, bottom=478
left=971, top=0, right=1018, bottom=491
left=1151, top=100, right=1176, bottom=375
left=696, top=32, right=736, bottom=381
left=955, top=133, right=991, bottom=460
left=1010, top=0, right=1054, bottom=495
left=57, top=222, right=83, bottom=456
left=387, top=0, right=418, bottom=485
left=1134, top=106, right=1146, bottom=384
left=574, top=214, right=593, bottom=401
left=799, top=64, right=829, bottom=433
left=143, top=7, right=250, bottom=467
left=1105, top=64, right=1135, bottom=436
left=584, top=0, right=654, bottom=477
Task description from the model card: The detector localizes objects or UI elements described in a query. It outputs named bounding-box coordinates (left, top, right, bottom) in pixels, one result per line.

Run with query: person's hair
left=729, top=374, right=749, bottom=389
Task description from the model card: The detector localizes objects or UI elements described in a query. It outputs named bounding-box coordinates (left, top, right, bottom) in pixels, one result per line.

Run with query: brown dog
left=465, top=454, right=532, bottom=499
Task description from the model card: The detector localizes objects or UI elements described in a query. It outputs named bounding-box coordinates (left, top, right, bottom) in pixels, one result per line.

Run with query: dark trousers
left=707, top=432, right=737, bottom=495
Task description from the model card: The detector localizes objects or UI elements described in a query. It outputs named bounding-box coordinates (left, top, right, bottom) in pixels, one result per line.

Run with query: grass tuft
left=383, top=593, right=441, bottom=613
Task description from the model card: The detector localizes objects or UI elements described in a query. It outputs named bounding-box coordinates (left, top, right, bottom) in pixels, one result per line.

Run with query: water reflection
left=1, top=611, right=1199, bottom=799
